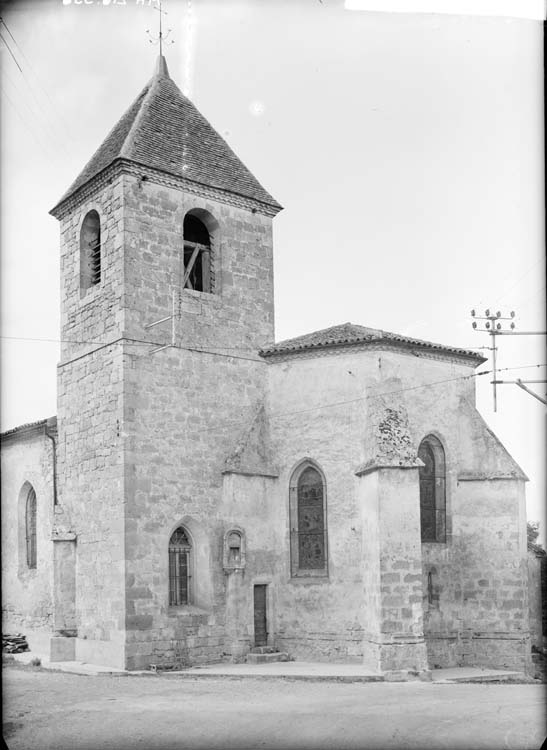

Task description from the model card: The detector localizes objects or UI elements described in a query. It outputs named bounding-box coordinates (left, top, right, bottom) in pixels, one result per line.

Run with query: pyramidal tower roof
left=51, top=55, right=281, bottom=215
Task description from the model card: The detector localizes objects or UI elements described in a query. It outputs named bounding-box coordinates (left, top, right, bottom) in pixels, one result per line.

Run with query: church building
left=1, top=56, right=530, bottom=677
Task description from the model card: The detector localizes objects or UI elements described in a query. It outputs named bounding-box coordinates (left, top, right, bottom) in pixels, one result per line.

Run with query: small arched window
left=228, top=532, right=241, bottom=564
left=169, top=527, right=192, bottom=605
left=80, top=210, right=101, bottom=290
left=418, top=435, right=446, bottom=543
left=25, top=486, right=37, bottom=569
left=182, top=211, right=215, bottom=293
left=223, top=528, right=246, bottom=571
left=289, top=462, right=328, bottom=578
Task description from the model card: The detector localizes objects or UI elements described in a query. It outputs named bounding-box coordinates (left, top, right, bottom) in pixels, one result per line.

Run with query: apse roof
left=259, top=322, right=486, bottom=364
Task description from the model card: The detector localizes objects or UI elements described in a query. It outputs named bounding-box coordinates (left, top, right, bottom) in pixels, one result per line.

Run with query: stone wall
left=263, top=350, right=370, bottom=663
left=528, top=551, right=545, bottom=650
left=46, top=163, right=529, bottom=672
left=118, top=176, right=275, bottom=669
left=57, top=344, right=126, bottom=668
left=260, top=346, right=529, bottom=671
left=56, top=177, right=128, bottom=668
left=57, top=175, right=126, bottom=363
left=122, top=174, right=275, bottom=351
left=1, top=424, right=55, bottom=653
left=422, top=479, right=529, bottom=670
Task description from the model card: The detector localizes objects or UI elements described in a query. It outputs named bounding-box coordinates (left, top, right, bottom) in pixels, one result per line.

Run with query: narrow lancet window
left=80, top=210, right=101, bottom=290
left=418, top=435, right=446, bottom=543
left=25, top=486, right=37, bottom=569
left=169, top=527, right=192, bottom=605
left=289, top=462, right=328, bottom=577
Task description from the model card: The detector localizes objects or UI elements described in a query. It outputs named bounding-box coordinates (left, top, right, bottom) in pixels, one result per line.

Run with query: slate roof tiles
left=259, top=322, right=485, bottom=364
left=52, top=56, right=281, bottom=214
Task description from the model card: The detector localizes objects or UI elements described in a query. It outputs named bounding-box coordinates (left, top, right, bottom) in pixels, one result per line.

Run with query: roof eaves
left=260, top=334, right=485, bottom=364
left=51, top=156, right=282, bottom=220
left=50, top=81, right=152, bottom=216
left=1, top=416, right=57, bottom=442
left=49, top=160, right=123, bottom=218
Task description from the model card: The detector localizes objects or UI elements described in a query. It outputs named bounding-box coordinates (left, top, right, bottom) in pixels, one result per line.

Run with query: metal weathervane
left=146, top=0, right=174, bottom=56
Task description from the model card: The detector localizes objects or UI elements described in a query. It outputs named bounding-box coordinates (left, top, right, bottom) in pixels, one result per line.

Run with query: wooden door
left=253, top=585, right=268, bottom=646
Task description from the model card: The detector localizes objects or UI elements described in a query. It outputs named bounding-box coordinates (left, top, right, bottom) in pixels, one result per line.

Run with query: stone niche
left=223, top=527, right=246, bottom=573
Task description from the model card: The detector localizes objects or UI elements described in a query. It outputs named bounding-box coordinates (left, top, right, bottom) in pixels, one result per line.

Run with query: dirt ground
left=2, top=662, right=546, bottom=750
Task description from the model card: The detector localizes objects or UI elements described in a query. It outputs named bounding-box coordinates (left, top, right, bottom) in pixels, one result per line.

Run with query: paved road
left=3, top=663, right=545, bottom=750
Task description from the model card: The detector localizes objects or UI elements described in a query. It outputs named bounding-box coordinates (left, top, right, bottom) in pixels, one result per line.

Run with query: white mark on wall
left=249, top=100, right=265, bottom=117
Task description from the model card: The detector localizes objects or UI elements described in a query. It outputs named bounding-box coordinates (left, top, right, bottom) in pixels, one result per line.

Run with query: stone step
left=246, top=652, right=290, bottom=665
left=432, top=667, right=529, bottom=683
left=250, top=646, right=276, bottom=655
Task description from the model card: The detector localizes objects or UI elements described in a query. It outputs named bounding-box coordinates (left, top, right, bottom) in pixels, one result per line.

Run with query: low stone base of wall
left=275, top=632, right=363, bottom=663
left=124, top=611, right=227, bottom=670
left=75, top=637, right=125, bottom=669
left=23, top=629, right=53, bottom=657
left=50, top=635, right=75, bottom=661
left=461, top=632, right=530, bottom=671
left=124, top=639, right=226, bottom=670
left=362, top=635, right=428, bottom=674
left=425, top=632, right=459, bottom=668
left=425, top=630, right=530, bottom=671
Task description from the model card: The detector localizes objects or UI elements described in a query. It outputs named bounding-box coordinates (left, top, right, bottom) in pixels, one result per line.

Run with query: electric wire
left=3, top=327, right=545, bottom=434
left=0, top=334, right=258, bottom=352
left=2, top=335, right=545, bottom=370
left=0, top=83, right=59, bottom=163
left=0, top=17, right=74, bottom=161
left=112, top=364, right=546, bottom=439
left=0, top=333, right=489, bottom=353
left=491, top=257, right=545, bottom=309
left=0, top=29, right=21, bottom=71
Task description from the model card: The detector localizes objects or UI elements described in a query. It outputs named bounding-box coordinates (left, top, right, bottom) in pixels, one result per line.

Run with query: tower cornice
left=50, top=159, right=282, bottom=220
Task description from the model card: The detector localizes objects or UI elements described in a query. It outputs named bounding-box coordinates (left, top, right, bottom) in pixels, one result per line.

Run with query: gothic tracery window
left=169, top=527, right=192, bottom=605
left=290, top=463, right=328, bottom=577
left=418, top=435, right=446, bottom=543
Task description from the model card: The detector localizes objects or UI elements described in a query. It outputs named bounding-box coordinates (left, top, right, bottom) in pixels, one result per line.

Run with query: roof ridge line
left=119, top=76, right=157, bottom=159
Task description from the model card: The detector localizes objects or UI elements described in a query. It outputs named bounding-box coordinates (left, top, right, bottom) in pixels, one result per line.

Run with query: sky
left=1, top=0, right=545, bottom=536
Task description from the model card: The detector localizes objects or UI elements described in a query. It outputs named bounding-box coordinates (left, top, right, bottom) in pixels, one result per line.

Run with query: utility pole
left=471, top=308, right=547, bottom=410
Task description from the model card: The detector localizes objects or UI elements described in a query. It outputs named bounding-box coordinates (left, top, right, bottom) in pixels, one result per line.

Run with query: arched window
left=418, top=435, right=446, bottom=543
left=25, top=486, right=37, bottom=569
left=182, top=211, right=216, bottom=293
left=80, top=210, right=101, bottom=290
left=227, top=531, right=241, bottom=561
left=169, top=527, right=192, bottom=605
left=289, top=462, right=328, bottom=578
left=223, top=528, right=246, bottom=571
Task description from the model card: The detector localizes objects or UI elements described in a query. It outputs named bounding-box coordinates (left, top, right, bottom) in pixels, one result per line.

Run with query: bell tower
left=50, top=55, right=281, bottom=669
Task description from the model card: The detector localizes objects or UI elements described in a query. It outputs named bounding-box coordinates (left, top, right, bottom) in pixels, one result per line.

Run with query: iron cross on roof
left=146, top=0, right=174, bottom=57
